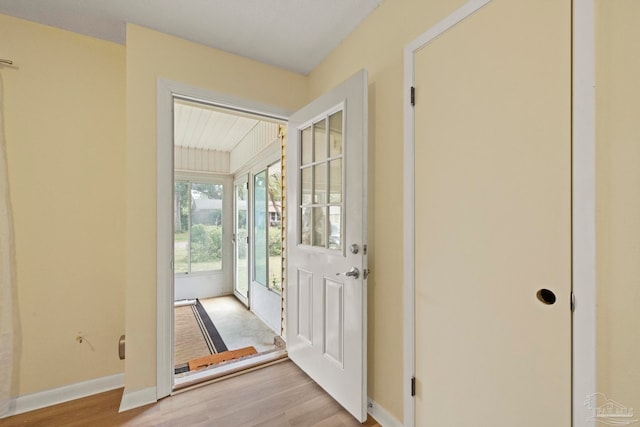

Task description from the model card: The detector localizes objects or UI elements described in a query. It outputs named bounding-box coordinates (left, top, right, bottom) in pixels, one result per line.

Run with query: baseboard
left=1, top=373, right=124, bottom=419
left=368, top=397, right=403, bottom=427
left=118, top=386, right=157, bottom=412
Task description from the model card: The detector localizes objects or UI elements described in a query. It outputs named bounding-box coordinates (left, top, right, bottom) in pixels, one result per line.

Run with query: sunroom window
left=253, top=161, right=283, bottom=293
left=174, top=180, right=223, bottom=274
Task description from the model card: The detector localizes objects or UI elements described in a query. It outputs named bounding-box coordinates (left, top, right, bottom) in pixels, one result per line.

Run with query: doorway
left=156, top=73, right=369, bottom=421
left=160, top=86, right=290, bottom=388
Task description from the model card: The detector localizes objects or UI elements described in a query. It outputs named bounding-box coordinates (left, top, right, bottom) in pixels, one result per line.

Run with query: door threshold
left=173, top=350, right=288, bottom=392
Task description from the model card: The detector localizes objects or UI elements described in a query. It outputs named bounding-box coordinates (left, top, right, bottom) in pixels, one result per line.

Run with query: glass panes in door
left=299, top=109, right=343, bottom=250
left=254, top=171, right=267, bottom=286
left=234, top=181, right=249, bottom=300
left=267, top=162, right=283, bottom=293
left=252, top=163, right=283, bottom=294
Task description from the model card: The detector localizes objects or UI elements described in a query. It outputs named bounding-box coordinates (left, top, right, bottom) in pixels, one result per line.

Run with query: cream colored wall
left=0, top=14, right=126, bottom=395
left=124, top=24, right=307, bottom=391
left=7, top=2, right=628, bottom=420
left=595, top=0, right=640, bottom=409
left=308, top=0, right=469, bottom=420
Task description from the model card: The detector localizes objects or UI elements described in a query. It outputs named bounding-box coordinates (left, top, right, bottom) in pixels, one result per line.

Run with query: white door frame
left=571, top=1, right=597, bottom=426
left=402, top=1, right=597, bottom=426
left=156, top=78, right=291, bottom=398
left=245, top=146, right=284, bottom=333
left=233, top=174, right=250, bottom=307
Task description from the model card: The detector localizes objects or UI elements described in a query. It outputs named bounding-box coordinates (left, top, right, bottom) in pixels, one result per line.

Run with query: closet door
left=413, top=1, right=572, bottom=425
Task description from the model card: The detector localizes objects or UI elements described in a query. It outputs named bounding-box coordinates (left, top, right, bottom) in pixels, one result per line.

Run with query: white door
left=413, top=1, right=571, bottom=425
left=233, top=177, right=249, bottom=307
left=286, top=70, right=368, bottom=422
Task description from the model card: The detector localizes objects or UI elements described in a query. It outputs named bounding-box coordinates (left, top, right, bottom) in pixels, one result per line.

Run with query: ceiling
left=0, top=0, right=382, bottom=75
left=174, top=100, right=261, bottom=151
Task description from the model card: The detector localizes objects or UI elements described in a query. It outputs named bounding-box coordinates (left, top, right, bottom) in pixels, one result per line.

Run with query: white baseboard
left=1, top=373, right=124, bottom=419
left=118, top=386, right=157, bottom=412
left=368, top=397, right=403, bottom=427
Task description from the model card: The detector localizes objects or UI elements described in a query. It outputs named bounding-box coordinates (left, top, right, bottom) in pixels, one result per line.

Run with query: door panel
left=286, top=70, right=368, bottom=422
left=297, top=268, right=313, bottom=343
left=414, top=1, right=571, bottom=425
left=323, top=278, right=344, bottom=365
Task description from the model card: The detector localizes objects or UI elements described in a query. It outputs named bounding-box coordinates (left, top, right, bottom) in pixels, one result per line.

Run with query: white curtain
left=0, top=75, right=16, bottom=417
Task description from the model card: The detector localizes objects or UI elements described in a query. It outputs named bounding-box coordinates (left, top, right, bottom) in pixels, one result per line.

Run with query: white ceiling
left=174, top=100, right=261, bottom=151
left=0, top=0, right=382, bottom=75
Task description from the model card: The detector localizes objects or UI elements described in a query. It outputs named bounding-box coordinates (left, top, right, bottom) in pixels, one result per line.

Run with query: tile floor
left=199, top=295, right=279, bottom=354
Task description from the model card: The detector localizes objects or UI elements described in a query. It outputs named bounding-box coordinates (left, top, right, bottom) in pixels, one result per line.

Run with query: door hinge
left=410, top=86, right=415, bottom=106
left=570, top=291, right=575, bottom=312
left=411, top=376, right=416, bottom=397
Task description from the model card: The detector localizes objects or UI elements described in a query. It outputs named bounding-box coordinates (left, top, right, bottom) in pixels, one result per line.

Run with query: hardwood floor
left=0, top=361, right=382, bottom=427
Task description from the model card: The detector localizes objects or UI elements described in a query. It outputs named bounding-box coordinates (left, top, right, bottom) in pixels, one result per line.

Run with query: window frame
left=297, top=105, right=345, bottom=254
left=174, top=173, right=228, bottom=277
left=252, top=160, right=283, bottom=294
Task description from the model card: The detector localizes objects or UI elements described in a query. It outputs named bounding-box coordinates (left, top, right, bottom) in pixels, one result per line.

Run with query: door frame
left=156, top=78, right=291, bottom=398
left=234, top=145, right=284, bottom=332
left=232, top=174, right=250, bottom=307
left=401, top=1, right=597, bottom=426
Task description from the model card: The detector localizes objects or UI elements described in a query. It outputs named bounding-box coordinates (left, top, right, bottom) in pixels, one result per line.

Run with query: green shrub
left=269, top=227, right=281, bottom=256
left=190, top=224, right=222, bottom=262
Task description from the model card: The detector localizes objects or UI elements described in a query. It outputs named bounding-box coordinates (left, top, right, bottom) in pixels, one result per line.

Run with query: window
left=300, top=110, right=343, bottom=250
left=174, top=180, right=224, bottom=274
left=253, top=162, right=283, bottom=293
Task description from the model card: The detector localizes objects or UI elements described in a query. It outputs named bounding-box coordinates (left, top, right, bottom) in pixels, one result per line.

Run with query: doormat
left=174, top=299, right=228, bottom=374
left=188, top=346, right=258, bottom=371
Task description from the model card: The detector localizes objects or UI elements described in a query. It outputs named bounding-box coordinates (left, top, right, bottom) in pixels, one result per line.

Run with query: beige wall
left=596, top=0, right=640, bottom=409
left=308, top=0, right=469, bottom=420
left=6, top=2, right=636, bottom=422
left=0, top=8, right=417, bottom=415
left=124, top=24, right=307, bottom=391
left=0, top=14, right=126, bottom=395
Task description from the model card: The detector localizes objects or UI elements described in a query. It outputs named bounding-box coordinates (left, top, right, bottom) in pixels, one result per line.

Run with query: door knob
left=344, top=267, right=360, bottom=279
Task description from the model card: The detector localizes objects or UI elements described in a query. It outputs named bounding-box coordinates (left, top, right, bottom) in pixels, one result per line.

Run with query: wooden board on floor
left=188, top=346, right=258, bottom=371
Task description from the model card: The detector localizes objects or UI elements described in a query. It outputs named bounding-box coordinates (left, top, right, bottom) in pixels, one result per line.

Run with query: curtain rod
left=0, top=59, right=13, bottom=65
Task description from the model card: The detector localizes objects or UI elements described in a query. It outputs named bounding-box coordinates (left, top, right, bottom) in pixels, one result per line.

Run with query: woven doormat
left=174, top=299, right=228, bottom=374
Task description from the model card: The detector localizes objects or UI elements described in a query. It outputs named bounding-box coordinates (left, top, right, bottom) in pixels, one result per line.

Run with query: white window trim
left=250, top=153, right=284, bottom=295
left=173, top=174, right=230, bottom=277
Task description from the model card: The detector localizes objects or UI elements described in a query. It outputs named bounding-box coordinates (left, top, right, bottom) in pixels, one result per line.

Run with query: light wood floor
left=0, top=361, right=381, bottom=427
